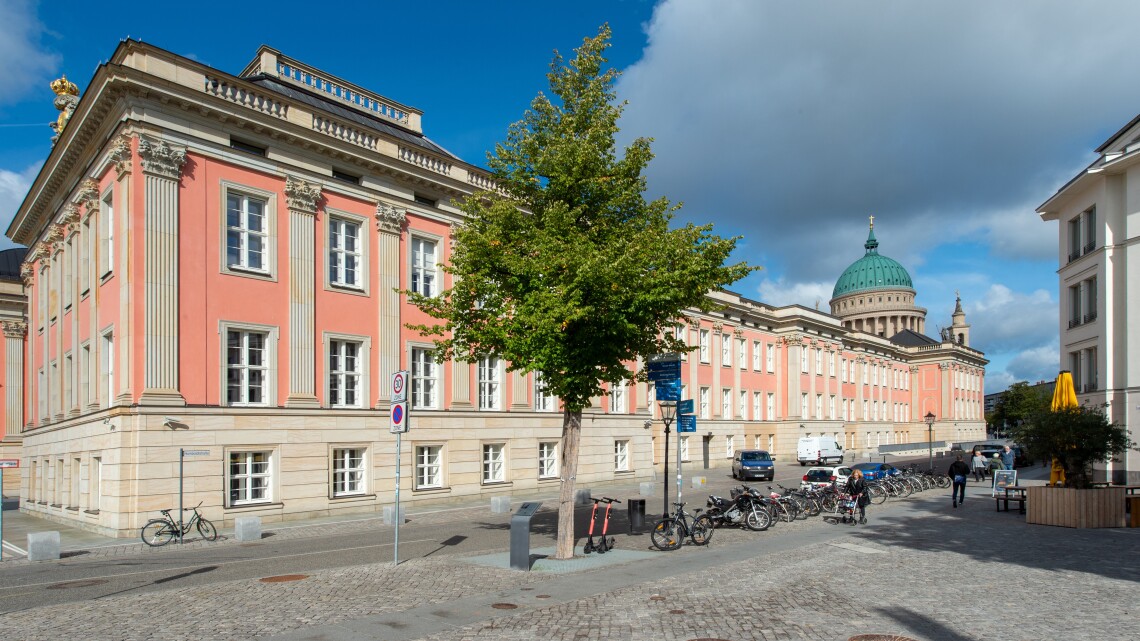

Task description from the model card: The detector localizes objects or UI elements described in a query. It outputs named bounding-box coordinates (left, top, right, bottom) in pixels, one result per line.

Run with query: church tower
left=950, top=292, right=971, bottom=346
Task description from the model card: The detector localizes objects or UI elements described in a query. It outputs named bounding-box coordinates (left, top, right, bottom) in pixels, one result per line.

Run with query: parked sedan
left=801, top=465, right=852, bottom=490
left=849, top=462, right=899, bottom=481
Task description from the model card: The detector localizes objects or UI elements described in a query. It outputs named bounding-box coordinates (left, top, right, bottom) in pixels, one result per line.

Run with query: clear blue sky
left=5, top=0, right=1140, bottom=394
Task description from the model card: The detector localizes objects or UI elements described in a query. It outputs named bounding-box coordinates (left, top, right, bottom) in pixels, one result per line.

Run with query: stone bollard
left=690, top=476, right=708, bottom=488
left=383, top=505, right=406, bottom=525
left=491, top=496, right=512, bottom=514
left=574, top=489, right=593, bottom=505
left=27, top=531, right=60, bottom=561
left=234, top=516, right=262, bottom=542
left=639, top=482, right=655, bottom=496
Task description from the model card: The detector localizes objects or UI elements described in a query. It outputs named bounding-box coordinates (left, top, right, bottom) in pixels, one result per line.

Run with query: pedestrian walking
left=948, top=453, right=970, bottom=508
left=971, top=450, right=987, bottom=482
left=1001, top=446, right=1015, bottom=470
left=843, top=469, right=869, bottom=524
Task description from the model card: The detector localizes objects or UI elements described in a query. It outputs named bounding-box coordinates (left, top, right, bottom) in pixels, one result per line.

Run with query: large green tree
left=989, top=381, right=1050, bottom=435
left=405, top=26, right=755, bottom=559
left=1011, top=406, right=1131, bottom=488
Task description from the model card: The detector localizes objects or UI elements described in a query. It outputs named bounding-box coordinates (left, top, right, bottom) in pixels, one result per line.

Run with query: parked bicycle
left=650, top=502, right=714, bottom=551
left=141, top=501, right=218, bottom=546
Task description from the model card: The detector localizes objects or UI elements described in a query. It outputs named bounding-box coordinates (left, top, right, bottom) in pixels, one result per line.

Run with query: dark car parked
left=976, top=446, right=1028, bottom=469
left=732, top=450, right=775, bottom=481
left=849, top=462, right=899, bottom=481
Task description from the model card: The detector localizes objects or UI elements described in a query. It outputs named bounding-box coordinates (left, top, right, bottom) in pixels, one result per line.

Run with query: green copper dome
left=831, top=226, right=914, bottom=298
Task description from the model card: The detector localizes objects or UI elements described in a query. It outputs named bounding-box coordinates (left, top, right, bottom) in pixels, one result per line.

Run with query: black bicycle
left=650, top=501, right=714, bottom=551
left=141, top=501, right=218, bottom=546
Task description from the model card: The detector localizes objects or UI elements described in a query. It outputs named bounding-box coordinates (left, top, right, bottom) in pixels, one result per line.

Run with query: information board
left=992, top=469, right=1017, bottom=495
left=677, top=415, right=697, bottom=433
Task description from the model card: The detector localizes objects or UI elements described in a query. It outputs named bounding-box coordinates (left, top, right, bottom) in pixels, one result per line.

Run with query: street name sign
left=646, top=354, right=681, bottom=383
left=677, top=415, right=697, bottom=433
left=181, top=450, right=210, bottom=457
left=677, top=399, right=694, bottom=415
left=656, top=379, right=681, bottom=402
left=0, top=459, right=19, bottom=468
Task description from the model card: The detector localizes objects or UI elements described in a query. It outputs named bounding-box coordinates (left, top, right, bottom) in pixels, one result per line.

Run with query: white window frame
left=699, top=330, right=710, bottom=362
left=410, top=235, right=439, bottom=297
left=829, top=352, right=836, bottom=377
left=482, top=442, right=506, bottom=484
left=221, top=182, right=277, bottom=279
left=829, top=395, right=836, bottom=420
left=538, top=441, right=559, bottom=479
left=801, top=347, right=808, bottom=373
left=609, top=381, right=627, bottom=413
left=99, top=188, right=114, bottom=278
left=101, top=330, right=114, bottom=409
left=534, top=371, right=557, bottom=412
left=327, top=334, right=369, bottom=408
left=737, top=338, right=746, bottom=369
left=614, top=440, right=630, bottom=472
left=228, top=449, right=274, bottom=506
left=477, top=356, right=501, bottom=410
left=767, top=393, right=775, bottom=421
left=726, top=435, right=735, bottom=459
left=801, top=393, right=808, bottom=417
left=721, top=333, right=731, bottom=366
left=815, top=394, right=823, bottom=419
left=220, top=321, right=278, bottom=407
left=679, top=436, right=690, bottom=462
left=841, top=358, right=847, bottom=383
left=330, top=446, right=367, bottom=498
left=766, top=344, right=775, bottom=372
left=699, top=387, right=710, bottom=419
left=721, top=388, right=732, bottom=418
left=815, top=348, right=823, bottom=376
left=415, top=444, right=444, bottom=489
left=327, top=212, right=368, bottom=292
left=753, top=392, right=761, bottom=421
left=752, top=341, right=762, bottom=370
left=739, top=390, right=747, bottom=419
left=410, top=345, right=438, bottom=410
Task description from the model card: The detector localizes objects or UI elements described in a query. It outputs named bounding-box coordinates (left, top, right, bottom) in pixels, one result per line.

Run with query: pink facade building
left=4, top=42, right=986, bottom=536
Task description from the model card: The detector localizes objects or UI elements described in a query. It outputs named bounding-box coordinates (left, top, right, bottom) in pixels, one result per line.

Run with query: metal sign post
left=390, top=370, right=409, bottom=567
left=648, top=353, right=682, bottom=518
left=676, top=415, right=696, bottom=508
left=0, top=459, right=17, bottom=560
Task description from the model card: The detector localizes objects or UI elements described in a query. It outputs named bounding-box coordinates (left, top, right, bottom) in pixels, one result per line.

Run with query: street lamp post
left=658, top=401, right=677, bottom=518
left=925, top=412, right=936, bottom=472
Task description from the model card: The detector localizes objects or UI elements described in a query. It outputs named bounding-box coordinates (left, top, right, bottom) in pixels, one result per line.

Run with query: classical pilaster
left=282, top=176, right=322, bottom=408
left=510, top=370, right=529, bottom=410
left=63, top=204, right=82, bottom=417
left=50, top=234, right=65, bottom=422
left=109, top=138, right=134, bottom=406
left=137, top=136, right=187, bottom=406
left=375, top=202, right=405, bottom=408
left=4, top=321, right=27, bottom=433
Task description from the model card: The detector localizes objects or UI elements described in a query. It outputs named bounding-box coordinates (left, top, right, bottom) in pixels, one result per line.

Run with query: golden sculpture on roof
left=49, top=74, right=81, bottom=144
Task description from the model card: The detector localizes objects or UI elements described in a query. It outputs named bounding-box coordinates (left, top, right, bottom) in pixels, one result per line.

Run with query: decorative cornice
left=711, top=321, right=723, bottom=332
left=60, top=204, right=80, bottom=227
left=109, top=134, right=133, bottom=176
left=687, top=316, right=701, bottom=329
left=732, top=328, right=744, bottom=339
left=19, top=263, right=34, bottom=287
left=285, top=175, right=321, bottom=214
left=137, top=136, right=187, bottom=179
left=2, top=321, right=28, bottom=339
left=376, top=201, right=406, bottom=234
left=45, top=225, right=65, bottom=245
left=74, top=179, right=100, bottom=210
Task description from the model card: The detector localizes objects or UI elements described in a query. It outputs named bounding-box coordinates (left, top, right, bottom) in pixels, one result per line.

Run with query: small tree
left=990, top=381, right=1050, bottom=438
left=405, top=26, right=754, bottom=559
left=1012, top=406, right=1131, bottom=488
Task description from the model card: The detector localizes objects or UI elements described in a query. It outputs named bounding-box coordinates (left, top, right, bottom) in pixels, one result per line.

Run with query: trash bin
left=627, top=498, right=646, bottom=532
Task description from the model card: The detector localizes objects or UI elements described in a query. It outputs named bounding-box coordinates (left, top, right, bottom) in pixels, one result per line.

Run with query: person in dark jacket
left=843, top=469, right=869, bottom=523
left=948, top=453, right=971, bottom=508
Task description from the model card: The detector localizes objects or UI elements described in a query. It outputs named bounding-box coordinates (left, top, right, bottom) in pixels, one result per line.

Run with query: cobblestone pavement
left=3, top=480, right=1138, bottom=641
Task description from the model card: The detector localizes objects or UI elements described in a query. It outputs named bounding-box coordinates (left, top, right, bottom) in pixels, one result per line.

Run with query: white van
left=797, top=436, right=844, bottom=466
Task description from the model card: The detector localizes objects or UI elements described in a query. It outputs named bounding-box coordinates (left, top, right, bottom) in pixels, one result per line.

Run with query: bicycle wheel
left=744, top=505, right=771, bottom=531
left=650, top=518, right=682, bottom=551
left=869, top=484, right=888, bottom=505
left=196, top=517, right=218, bottom=541
left=690, top=514, right=714, bottom=545
left=141, top=519, right=176, bottom=547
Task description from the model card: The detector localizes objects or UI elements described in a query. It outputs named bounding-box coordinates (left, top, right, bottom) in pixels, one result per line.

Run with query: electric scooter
left=583, top=496, right=622, bottom=554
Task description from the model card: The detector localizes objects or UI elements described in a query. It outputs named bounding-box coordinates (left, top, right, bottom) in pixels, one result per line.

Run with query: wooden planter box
left=1026, top=486, right=1126, bottom=528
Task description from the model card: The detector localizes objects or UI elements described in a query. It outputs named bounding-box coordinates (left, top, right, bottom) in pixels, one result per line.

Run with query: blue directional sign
left=656, top=379, right=681, bottom=402
left=646, top=356, right=681, bottom=383
left=677, top=414, right=697, bottom=433
left=677, top=399, right=694, bottom=415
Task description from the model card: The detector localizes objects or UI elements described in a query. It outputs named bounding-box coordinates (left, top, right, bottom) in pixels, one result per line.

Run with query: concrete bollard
left=690, top=476, right=708, bottom=488
left=27, top=531, right=60, bottom=561
left=639, top=482, right=655, bottom=496
left=234, top=516, right=262, bottom=542
left=382, top=505, right=406, bottom=525
left=574, top=489, right=593, bottom=505
left=491, top=496, right=512, bottom=514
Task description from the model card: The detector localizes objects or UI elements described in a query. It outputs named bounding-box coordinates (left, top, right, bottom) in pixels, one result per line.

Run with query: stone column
left=283, top=176, right=322, bottom=408
left=4, top=321, right=27, bottom=433
left=137, top=136, right=187, bottom=406
left=375, top=203, right=406, bottom=408
left=108, top=137, right=133, bottom=405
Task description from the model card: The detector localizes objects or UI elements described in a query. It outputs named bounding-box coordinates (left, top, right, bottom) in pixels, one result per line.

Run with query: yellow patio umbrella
left=1048, top=371, right=1077, bottom=485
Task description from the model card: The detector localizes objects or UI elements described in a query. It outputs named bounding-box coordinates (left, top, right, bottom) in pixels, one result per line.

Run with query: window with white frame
left=753, top=341, right=761, bottom=370
left=801, top=347, right=808, bottom=373
left=699, top=387, right=710, bottom=418
left=801, top=393, right=809, bottom=417
left=739, top=390, right=747, bottom=419
left=411, top=237, right=437, bottom=296
left=610, top=381, right=627, bottom=413
left=225, top=190, right=268, bottom=272
left=722, top=388, right=732, bottom=418
left=829, top=395, right=836, bottom=420
left=229, top=450, right=272, bottom=505
left=614, top=440, right=629, bottom=471
left=699, top=330, right=710, bottom=362
left=815, top=348, right=822, bottom=375
left=755, top=435, right=762, bottom=450
left=830, top=352, right=836, bottom=377
left=766, top=344, right=774, bottom=372
left=482, top=443, right=506, bottom=483
left=332, top=447, right=365, bottom=497
left=411, top=347, right=438, bottom=409
left=767, top=393, right=775, bottom=421
left=100, top=189, right=114, bottom=276
left=328, top=339, right=361, bottom=408
left=721, top=333, right=731, bottom=365
left=416, top=445, right=442, bottom=488
left=477, top=357, right=501, bottom=410
left=738, top=338, right=746, bottom=369
left=538, top=441, right=558, bottom=478
left=753, top=392, right=761, bottom=421
left=227, top=329, right=268, bottom=405
left=726, top=435, right=734, bottom=458
left=862, top=362, right=868, bottom=384
left=815, top=394, right=823, bottom=419
left=80, top=218, right=92, bottom=293
left=863, top=399, right=869, bottom=420
left=850, top=361, right=856, bottom=382
left=768, top=435, right=774, bottom=451
left=841, top=358, right=847, bottom=382
left=535, top=369, right=558, bottom=408
left=328, top=217, right=362, bottom=288
left=679, top=436, right=690, bottom=461
left=101, top=331, right=114, bottom=408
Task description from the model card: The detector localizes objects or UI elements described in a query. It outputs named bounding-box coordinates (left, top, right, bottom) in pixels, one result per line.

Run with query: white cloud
left=0, top=163, right=40, bottom=248
left=755, top=277, right=833, bottom=310
left=0, top=1, right=59, bottom=104
left=1006, top=345, right=1061, bottom=384
left=966, top=284, right=1057, bottom=353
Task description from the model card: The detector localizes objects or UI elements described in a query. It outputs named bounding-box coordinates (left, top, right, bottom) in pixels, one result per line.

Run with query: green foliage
left=405, top=25, right=756, bottom=413
left=990, top=381, right=1051, bottom=429
left=1011, top=406, right=1131, bottom=489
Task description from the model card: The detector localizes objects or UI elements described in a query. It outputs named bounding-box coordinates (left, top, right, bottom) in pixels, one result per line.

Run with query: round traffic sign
left=392, top=404, right=404, bottom=424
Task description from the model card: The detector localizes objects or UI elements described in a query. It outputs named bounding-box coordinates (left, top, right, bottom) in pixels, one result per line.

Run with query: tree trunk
left=554, top=408, right=582, bottom=559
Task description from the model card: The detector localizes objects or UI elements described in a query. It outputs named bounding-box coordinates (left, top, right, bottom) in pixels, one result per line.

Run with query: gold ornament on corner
left=49, top=75, right=81, bottom=144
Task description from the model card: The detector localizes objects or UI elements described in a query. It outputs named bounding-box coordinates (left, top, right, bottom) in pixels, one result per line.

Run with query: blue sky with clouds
left=4, top=0, right=1140, bottom=394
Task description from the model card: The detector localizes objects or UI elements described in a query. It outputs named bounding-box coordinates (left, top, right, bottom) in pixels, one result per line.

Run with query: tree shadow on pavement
left=872, top=605, right=974, bottom=641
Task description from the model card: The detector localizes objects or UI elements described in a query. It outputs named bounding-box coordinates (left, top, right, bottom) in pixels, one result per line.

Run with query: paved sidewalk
left=2, top=469, right=1138, bottom=641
